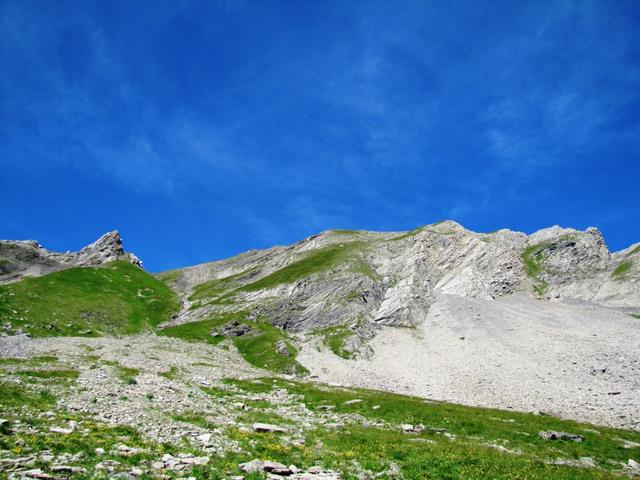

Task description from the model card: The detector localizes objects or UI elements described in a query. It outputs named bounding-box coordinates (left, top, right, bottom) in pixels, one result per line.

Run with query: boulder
left=401, top=423, right=426, bottom=433
left=239, top=458, right=263, bottom=473
left=253, top=422, right=288, bottom=434
left=275, top=340, right=291, bottom=357
left=212, top=321, right=253, bottom=337
left=539, top=430, right=584, bottom=442
left=547, top=457, right=595, bottom=468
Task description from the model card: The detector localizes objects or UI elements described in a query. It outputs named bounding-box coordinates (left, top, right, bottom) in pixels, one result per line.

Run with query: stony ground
left=298, top=293, right=640, bottom=431
left=0, top=334, right=349, bottom=479
left=2, top=331, right=640, bottom=479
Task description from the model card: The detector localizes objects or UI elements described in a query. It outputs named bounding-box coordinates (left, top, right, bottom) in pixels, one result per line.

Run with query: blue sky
left=1, top=0, right=639, bottom=272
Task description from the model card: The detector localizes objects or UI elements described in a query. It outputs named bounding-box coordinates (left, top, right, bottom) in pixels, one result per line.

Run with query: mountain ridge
left=0, top=230, right=142, bottom=284
left=154, top=221, right=639, bottom=338
left=3, top=221, right=639, bottom=337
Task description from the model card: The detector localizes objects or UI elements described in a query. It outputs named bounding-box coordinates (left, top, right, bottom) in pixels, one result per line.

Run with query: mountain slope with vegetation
left=0, top=261, right=179, bottom=337
left=156, top=221, right=640, bottom=361
left=1, top=334, right=639, bottom=479
left=0, top=225, right=638, bottom=479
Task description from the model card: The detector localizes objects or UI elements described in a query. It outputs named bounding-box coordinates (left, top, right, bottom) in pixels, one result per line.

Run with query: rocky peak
left=0, top=231, right=142, bottom=283
left=74, top=231, right=142, bottom=268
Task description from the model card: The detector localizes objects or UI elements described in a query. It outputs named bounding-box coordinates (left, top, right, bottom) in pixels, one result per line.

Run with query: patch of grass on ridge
left=238, top=243, right=367, bottom=292
left=522, top=242, right=551, bottom=296
left=188, top=243, right=380, bottom=303
left=626, top=244, right=640, bottom=257
left=315, top=325, right=356, bottom=359
left=0, top=261, right=179, bottom=337
left=155, top=269, right=181, bottom=286
left=234, top=321, right=309, bottom=375
left=350, top=256, right=381, bottom=281
left=612, top=260, right=632, bottom=279
left=189, top=270, right=255, bottom=301
left=388, top=227, right=424, bottom=242
left=522, top=235, right=578, bottom=291
left=159, top=314, right=308, bottom=374
left=158, top=312, right=246, bottom=345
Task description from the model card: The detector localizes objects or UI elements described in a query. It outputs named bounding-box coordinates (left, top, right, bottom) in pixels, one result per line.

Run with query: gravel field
left=298, top=293, right=640, bottom=430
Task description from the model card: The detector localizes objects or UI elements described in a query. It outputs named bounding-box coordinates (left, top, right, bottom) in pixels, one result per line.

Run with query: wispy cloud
left=2, top=0, right=639, bottom=268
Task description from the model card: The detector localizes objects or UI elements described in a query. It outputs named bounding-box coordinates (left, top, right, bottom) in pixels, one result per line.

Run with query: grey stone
left=546, top=457, right=595, bottom=468
left=275, top=340, right=291, bottom=357
left=253, top=423, right=287, bottom=434
left=239, top=459, right=263, bottom=473
left=539, top=430, right=584, bottom=442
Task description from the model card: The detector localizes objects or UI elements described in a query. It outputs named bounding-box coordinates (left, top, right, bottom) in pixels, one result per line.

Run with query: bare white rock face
left=160, top=220, right=639, bottom=333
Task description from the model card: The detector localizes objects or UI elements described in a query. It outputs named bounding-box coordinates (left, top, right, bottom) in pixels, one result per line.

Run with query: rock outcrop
left=159, top=221, right=640, bottom=339
left=0, top=231, right=142, bottom=283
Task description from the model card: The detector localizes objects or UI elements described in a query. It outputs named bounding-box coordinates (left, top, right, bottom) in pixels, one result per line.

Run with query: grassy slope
left=158, top=312, right=245, bottom=346
left=314, top=325, right=356, bottom=359
left=239, top=242, right=368, bottom=292
left=155, top=269, right=181, bottom=287
left=182, top=242, right=374, bottom=306
left=223, top=378, right=640, bottom=479
left=162, top=242, right=376, bottom=372
left=1, top=351, right=638, bottom=479
left=189, top=270, right=250, bottom=300
left=234, top=321, right=308, bottom=374
left=0, top=261, right=179, bottom=336
left=187, top=242, right=376, bottom=308
left=159, top=314, right=308, bottom=374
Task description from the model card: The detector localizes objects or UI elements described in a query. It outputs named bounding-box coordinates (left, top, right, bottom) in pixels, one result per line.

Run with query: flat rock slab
left=252, top=422, right=288, bottom=434
left=539, top=430, right=584, bottom=442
